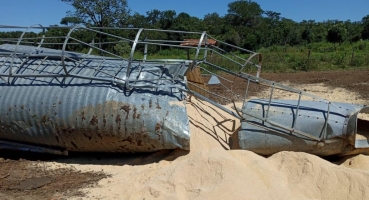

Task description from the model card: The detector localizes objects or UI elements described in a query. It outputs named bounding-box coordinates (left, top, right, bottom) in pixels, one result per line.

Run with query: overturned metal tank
left=0, top=26, right=198, bottom=155
left=0, top=44, right=190, bottom=154
left=239, top=99, right=369, bottom=156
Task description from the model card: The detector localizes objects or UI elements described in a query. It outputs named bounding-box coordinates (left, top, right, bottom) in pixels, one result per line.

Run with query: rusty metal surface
left=180, top=39, right=217, bottom=46
left=0, top=44, right=190, bottom=153
left=239, top=99, right=369, bottom=156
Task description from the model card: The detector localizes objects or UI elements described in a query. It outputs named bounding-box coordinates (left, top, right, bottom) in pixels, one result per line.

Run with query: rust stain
left=133, top=106, right=137, bottom=119
left=103, top=114, right=107, bottom=127
left=55, top=135, right=60, bottom=143
left=97, top=132, right=103, bottom=139
left=45, top=99, right=182, bottom=152
left=141, top=104, right=145, bottom=109
left=81, top=111, right=86, bottom=121
left=120, top=105, right=131, bottom=119
left=155, top=123, right=161, bottom=132
left=70, top=141, right=78, bottom=149
left=60, top=127, right=74, bottom=135
left=120, top=105, right=130, bottom=113
left=115, top=114, right=121, bottom=125
left=20, top=105, right=24, bottom=109
left=180, top=38, right=217, bottom=47
left=156, top=99, right=161, bottom=109
left=8, top=107, right=12, bottom=112
left=68, top=128, right=75, bottom=133
left=126, top=136, right=132, bottom=143
left=41, top=115, right=47, bottom=123
left=90, top=115, right=98, bottom=125
left=83, top=132, right=92, bottom=140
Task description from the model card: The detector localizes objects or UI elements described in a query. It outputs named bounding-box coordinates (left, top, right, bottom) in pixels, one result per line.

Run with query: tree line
left=1, top=0, right=369, bottom=52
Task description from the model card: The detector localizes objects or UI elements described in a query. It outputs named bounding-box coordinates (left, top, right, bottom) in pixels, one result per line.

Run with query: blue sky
left=1, top=0, right=368, bottom=27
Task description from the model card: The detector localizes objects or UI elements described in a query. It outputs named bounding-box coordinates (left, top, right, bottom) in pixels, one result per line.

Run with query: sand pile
left=40, top=84, right=369, bottom=200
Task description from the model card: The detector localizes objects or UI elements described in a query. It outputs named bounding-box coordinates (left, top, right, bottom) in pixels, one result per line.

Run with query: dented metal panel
left=239, top=99, right=369, bottom=156
left=0, top=44, right=190, bottom=153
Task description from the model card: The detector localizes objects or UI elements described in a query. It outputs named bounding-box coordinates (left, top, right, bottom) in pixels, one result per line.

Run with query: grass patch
left=258, top=41, right=369, bottom=72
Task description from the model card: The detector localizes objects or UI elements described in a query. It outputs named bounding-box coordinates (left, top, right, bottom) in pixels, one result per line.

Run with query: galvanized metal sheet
left=355, top=106, right=369, bottom=148
left=239, top=99, right=369, bottom=156
left=207, top=75, right=221, bottom=85
left=0, top=44, right=190, bottom=153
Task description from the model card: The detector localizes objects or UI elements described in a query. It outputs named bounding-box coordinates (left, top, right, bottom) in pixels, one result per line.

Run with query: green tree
left=60, top=0, right=130, bottom=27
left=312, top=22, right=328, bottom=42
left=345, top=20, right=362, bottom=42
left=128, top=12, right=149, bottom=27
left=171, top=13, right=203, bottom=32
left=146, top=9, right=162, bottom=27
left=361, top=15, right=369, bottom=40
left=158, top=10, right=177, bottom=30
left=145, top=9, right=177, bottom=30
left=326, top=21, right=347, bottom=43
left=226, top=0, right=263, bottom=27
left=260, top=11, right=282, bottom=46
left=203, top=12, right=225, bottom=36
left=60, top=0, right=131, bottom=54
left=60, top=16, right=83, bottom=26
left=224, top=0, right=263, bottom=49
left=222, top=28, right=242, bottom=46
left=300, top=20, right=316, bottom=44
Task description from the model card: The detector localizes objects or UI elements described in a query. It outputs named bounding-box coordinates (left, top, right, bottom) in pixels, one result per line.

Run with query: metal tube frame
left=0, top=25, right=345, bottom=142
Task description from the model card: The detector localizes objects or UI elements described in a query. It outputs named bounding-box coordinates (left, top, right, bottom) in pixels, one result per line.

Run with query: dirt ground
left=0, top=69, right=368, bottom=199
left=0, top=151, right=108, bottom=200
left=261, top=69, right=369, bottom=99
left=206, top=68, right=369, bottom=104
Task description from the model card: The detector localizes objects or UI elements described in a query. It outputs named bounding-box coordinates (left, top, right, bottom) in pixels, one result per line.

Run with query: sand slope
left=41, top=84, right=369, bottom=200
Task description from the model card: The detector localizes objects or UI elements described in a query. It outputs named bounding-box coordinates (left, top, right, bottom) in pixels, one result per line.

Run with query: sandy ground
left=1, top=70, right=369, bottom=199
left=44, top=82, right=369, bottom=199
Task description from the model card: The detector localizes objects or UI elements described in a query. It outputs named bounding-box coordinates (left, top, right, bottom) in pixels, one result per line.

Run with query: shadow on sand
left=0, top=148, right=189, bottom=166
